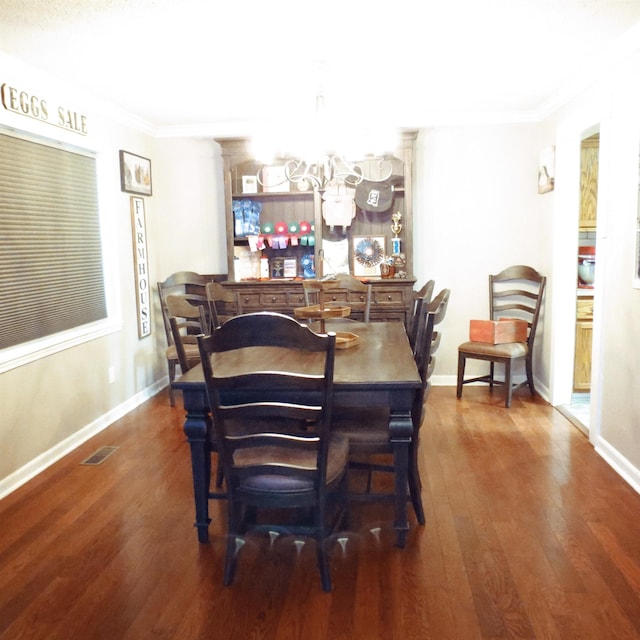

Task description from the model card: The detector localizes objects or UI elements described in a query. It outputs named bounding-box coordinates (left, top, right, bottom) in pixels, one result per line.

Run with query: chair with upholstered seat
left=205, top=281, right=242, bottom=331
left=456, top=265, right=546, bottom=408
left=331, top=288, right=449, bottom=526
left=157, top=271, right=210, bottom=405
left=197, top=312, right=348, bottom=592
left=165, top=294, right=208, bottom=376
left=303, top=273, right=372, bottom=323
left=408, top=279, right=435, bottom=353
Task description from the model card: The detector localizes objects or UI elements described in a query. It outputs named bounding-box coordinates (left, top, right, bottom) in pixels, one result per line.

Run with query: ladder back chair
left=198, top=312, right=348, bottom=592
left=157, top=271, right=210, bottom=405
left=456, top=265, right=546, bottom=408
left=303, top=274, right=372, bottom=323
left=331, top=289, right=450, bottom=526
left=205, top=281, right=242, bottom=331
left=165, top=294, right=208, bottom=376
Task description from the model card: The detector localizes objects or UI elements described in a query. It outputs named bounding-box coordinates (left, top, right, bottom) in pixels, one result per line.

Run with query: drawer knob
left=331, top=296, right=337, bottom=301
left=243, top=297, right=250, bottom=303
left=271, top=296, right=277, bottom=302
left=387, top=295, right=392, bottom=301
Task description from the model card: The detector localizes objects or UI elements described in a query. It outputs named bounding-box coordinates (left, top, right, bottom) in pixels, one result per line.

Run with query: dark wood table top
left=173, top=321, right=420, bottom=391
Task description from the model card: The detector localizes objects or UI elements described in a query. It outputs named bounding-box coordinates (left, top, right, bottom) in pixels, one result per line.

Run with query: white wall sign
left=130, top=197, right=151, bottom=338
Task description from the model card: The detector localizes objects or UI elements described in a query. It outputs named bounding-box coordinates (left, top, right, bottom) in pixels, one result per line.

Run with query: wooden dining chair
left=197, top=312, right=348, bottom=592
left=457, top=265, right=546, bottom=408
left=165, top=294, right=208, bottom=376
left=157, top=271, right=210, bottom=405
left=408, top=279, right=435, bottom=351
left=331, top=288, right=450, bottom=525
left=205, top=281, right=242, bottom=331
left=303, top=273, right=372, bottom=323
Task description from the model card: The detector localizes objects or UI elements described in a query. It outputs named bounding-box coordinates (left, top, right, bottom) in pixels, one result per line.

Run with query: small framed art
left=120, top=150, right=152, bottom=196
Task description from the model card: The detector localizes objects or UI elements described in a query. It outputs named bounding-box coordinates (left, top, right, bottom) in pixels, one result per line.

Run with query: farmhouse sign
left=1, top=83, right=88, bottom=135
left=130, top=197, right=151, bottom=339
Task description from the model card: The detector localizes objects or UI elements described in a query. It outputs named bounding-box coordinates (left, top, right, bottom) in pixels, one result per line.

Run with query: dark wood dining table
left=172, top=320, right=421, bottom=548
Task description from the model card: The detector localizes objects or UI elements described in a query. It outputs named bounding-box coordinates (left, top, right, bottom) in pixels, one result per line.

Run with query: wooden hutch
left=215, top=131, right=417, bottom=324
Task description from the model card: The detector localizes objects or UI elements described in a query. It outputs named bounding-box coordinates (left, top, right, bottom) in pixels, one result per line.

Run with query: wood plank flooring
left=2, top=386, right=640, bottom=639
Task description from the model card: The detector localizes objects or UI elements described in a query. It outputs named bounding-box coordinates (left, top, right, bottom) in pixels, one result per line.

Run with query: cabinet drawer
left=373, top=288, right=406, bottom=305
left=260, top=292, right=289, bottom=307
left=237, top=292, right=260, bottom=309
left=288, top=290, right=306, bottom=306
left=576, top=298, right=594, bottom=320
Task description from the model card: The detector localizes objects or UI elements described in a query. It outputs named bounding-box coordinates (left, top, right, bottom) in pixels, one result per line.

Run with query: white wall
left=413, top=123, right=556, bottom=393
left=0, top=54, right=223, bottom=496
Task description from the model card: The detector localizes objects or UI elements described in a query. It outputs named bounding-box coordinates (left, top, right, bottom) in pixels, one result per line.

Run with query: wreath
left=354, top=238, right=384, bottom=268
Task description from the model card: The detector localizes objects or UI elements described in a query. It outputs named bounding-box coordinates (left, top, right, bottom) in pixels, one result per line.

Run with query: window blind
left=0, top=132, right=107, bottom=350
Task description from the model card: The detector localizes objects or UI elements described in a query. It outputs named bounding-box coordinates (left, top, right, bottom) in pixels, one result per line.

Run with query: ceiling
left=1, top=0, right=640, bottom=137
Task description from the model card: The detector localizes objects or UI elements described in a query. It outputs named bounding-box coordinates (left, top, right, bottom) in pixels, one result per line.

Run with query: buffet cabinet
left=226, top=278, right=416, bottom=325
left=214, top=132, right=418, bottom=324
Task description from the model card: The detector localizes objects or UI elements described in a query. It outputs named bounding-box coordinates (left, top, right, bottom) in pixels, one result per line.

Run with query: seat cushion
left=458, top=340, right=528, bottom=358
left=332, top=406, right=392, bottom=453
left=234, top=432, right=349, bottom=493
left=165, top=344, right=200, bottom=360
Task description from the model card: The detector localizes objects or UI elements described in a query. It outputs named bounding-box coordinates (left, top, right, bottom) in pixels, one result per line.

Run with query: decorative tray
left=293, top=304, right=351, bottom=320
left=335, top=331, right=359, bottom=350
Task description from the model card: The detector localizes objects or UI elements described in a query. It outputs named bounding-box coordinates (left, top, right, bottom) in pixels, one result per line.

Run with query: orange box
left=470, top=318, right=528, bottom=344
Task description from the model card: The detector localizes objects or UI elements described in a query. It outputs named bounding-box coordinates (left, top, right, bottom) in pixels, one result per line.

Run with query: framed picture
left=352, top=235, right=386, bottom=277
left=537, top=146, right=555, bottom=194
left=120, top=150, right=152, bottom=196
left=242, top=175, right=258, bottom=194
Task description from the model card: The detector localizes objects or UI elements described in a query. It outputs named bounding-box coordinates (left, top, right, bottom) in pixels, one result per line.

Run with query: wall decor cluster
left=120, top=150, right=152, bottom=196
left=130, top=197, right=151, bottom=338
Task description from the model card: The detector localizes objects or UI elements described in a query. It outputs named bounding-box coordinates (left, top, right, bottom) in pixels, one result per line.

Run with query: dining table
left=172, top=319, right=422, bottom=548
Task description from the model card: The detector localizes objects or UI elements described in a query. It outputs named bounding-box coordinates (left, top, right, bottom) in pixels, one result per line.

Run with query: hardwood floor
left=2, top=386, right=640, bottom=639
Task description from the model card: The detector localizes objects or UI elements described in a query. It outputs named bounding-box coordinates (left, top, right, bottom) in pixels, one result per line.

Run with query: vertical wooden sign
left=130, top=196, right=151, bottom=338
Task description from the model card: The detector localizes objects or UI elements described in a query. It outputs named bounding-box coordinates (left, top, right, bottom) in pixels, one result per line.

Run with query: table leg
left=389, top=409, right=413, bottom=548
left=181, top=389, right=213, bottom=543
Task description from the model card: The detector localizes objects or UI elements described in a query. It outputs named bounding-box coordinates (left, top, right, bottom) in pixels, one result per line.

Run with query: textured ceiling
left=1, top=0, right=640, bottom=136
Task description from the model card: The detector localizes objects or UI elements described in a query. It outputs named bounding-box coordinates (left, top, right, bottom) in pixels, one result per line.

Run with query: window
left=0, top=130, right=107, bottom=355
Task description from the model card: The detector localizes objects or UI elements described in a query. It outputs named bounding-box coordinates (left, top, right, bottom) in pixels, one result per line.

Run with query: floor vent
left=81, top=446, right=118, bottom=466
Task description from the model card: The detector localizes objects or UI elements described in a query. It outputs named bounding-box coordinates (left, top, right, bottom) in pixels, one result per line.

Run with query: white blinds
left=0, top=132, right=107, bottom=350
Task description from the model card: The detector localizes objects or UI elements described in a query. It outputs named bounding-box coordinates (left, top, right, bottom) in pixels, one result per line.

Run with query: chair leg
left=456, top=352, right=466, bottom=399
left=525, top=355, right=536, bottom=396
left=223, top=500, right=243, bottom=586
left=168, top=361, right=176, bottom=406
left=504, top=360, right=513, bottom=408
left=317, top=538, right=332, bottom=592
left=489, top=362, right=495, bottom=391
left=408, top=440, right=425, bottom=525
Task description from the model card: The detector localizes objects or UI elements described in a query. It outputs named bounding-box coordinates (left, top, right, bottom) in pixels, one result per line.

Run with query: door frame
left=550, top=106, right=606, bottom=446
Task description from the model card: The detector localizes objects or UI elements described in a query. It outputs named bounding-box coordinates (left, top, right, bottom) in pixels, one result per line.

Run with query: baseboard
left=594, top=436, right=640, bottom=495
left=0, top=378, right=166, bottom=501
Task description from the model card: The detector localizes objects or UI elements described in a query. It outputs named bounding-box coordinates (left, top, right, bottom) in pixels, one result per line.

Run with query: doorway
left=558, top=130, right=599, bottom=434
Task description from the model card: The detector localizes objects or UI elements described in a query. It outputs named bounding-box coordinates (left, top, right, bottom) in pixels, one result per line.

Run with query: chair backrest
left=303, top=274, right=372, bottom=322
left=408, top=279, right=435, bottom=349
left=412, top=288, right=451, bottom=427
left=424, top=288, right=451, bottom=395
left=411, top=310, right=436, bottom=428
left=166, top=294, right=208, bottom=373
left=489, top=265, right=546, bottom=348
left=198, top=312, right=337, bottom=498
left=205, top=281, right=241, bottom=331
left=157, top=271, right=210, bottom=348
